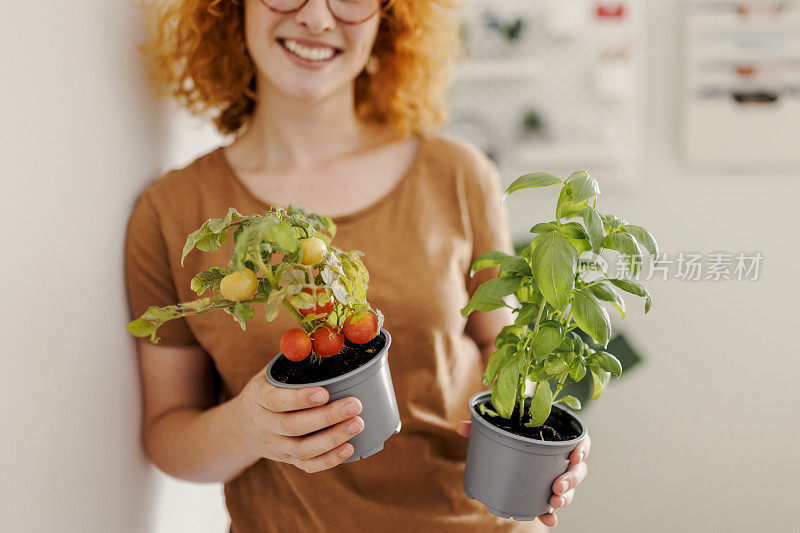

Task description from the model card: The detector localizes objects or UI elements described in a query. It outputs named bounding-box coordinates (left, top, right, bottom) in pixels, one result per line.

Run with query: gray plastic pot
left=265, top=329, right=401, bottom=463
left=463, top=391, right=587, bottom=520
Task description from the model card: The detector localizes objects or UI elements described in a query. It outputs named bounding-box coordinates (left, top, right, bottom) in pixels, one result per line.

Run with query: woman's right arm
left=138, top=341, right=364, bottom=483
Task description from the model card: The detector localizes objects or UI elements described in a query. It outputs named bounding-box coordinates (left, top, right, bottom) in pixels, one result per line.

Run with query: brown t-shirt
left=125, top=133, right=542, bottom=532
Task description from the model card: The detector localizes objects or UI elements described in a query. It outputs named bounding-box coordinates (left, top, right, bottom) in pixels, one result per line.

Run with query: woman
left=126, top=0, right=589, bottom=531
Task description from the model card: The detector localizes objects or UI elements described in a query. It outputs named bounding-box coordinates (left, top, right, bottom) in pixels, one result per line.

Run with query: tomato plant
left=343, top=312, right=378, bottom=344
left=295, top=287, right=334, bottom=317
left=311, top=326, right=345, bottom=357
left=299, top=237, right=327, bottom=265
left=280, top=328, right=312, bottom=361
left=219, top=269, right=258, bottom=301
left=127, top=204, right=384, bottom=364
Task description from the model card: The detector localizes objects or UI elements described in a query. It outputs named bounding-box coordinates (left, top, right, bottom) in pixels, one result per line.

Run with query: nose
left=294, top=0, right=337, bottom=34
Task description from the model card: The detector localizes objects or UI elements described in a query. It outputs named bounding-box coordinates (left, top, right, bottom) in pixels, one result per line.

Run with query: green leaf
left=602, top=232, right=643, bottom=276
left=588, top=351, right=623, bottom=378
left=502, top=172, right=562, bottom=203
left=514, top=302, right=541, bottom=327
left=483, top=345, right=516, bottom=387
left=526, top=381, right=553, bottom=427
left=469, top=251, right=510, bottom=277
left=555, top=395, right=582, bottom=410
left=623, top=224, right=659, bottom=257
left=571, top=289, right=611, bottom=347
left=491, top=354, right=526, bottom=419
left=478, top=403, right=499, bottom=418
left=557, top=222, right=590, bottom=240
left=608, top=279, right=653, bottom=314
left=126, top=318, right=160, bottom=341
left=591, top=368, right=611, bottom=401
left=569, top=359, right=587, bottom=382
left=568, top=171, right=600, bottom=203
left=225, top=302, right=254, bottom=331
left=533, top=321, right=565, bottom=358
left=527, top=364, right=551, bottom=381
left=494, top=324, right=525, bottom=349
left=190, top=267, right=229, bottom=296
left=544, top=354, right=569, bottom=375
left=580, top=206, right=605, bottom=254
left=530, top=222, right=557, bottom=234
left=586, top=283, right=626, bottom=319
left=461, top=276, right=522, bottom=317
left=499, top=256, right=532, bottom=277
left=532, top=231, right=577, bottom=311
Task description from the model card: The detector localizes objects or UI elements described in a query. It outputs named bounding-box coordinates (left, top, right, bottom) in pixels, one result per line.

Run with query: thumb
left=455, top=420, right=471, bottom=438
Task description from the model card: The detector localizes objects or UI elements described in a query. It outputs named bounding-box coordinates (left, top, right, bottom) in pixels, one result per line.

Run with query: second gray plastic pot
left=463, top=391, right=587, bottom=520
left=265, top=329, right=401, bottom=463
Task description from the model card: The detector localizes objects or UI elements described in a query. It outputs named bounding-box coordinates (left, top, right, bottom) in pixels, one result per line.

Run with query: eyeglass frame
left=257, top=0, right=392, bottom=25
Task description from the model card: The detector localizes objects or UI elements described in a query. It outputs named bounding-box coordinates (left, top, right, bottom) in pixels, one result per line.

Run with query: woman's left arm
left=460, top=302, right=591, bottom=528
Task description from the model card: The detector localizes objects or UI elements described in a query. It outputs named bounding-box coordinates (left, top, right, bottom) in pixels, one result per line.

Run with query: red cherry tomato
left=343, top=313, right=378, bottom=344
left=280, top=328, right=312, bottom=362
left=296, top=287, right=335, bottom=317
left=311, top=326, right=345, bottom=357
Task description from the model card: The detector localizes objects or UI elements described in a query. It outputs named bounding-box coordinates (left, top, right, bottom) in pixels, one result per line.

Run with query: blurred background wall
left=1, top=1, right=797, bottom=532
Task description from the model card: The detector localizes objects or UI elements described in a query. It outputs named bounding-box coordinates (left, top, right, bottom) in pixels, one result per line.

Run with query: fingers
left=288, top=442, right=356, bottom=473
left=570, top=434, right=591, bottom=465
left=455, top=420, right=471, bottom=438
left=537, top=511, right=557, bottom=527
left=553, top=461, right=588, bottom=496
left=259, top=384, right=329, bottom=413
left=272, top=397, right=362, bottom=437
left=550, top=488, right=575, bottom=510
left=288, top=416, right=364, bottom=461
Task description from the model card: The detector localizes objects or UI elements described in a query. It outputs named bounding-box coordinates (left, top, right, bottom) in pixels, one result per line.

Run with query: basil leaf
left=526, top=381, right=553, bottom=427
left=461, top=276, right=522, bottom=317
left=602, top=232, right=642, bottom=276
left=588, top=351, right=623, bottom=378
left=502, top=172, right=562, bottom=203
left=533, top=321, right=565, bottom=358
left=580, top=206, right=605, bottom=254
left=622, top=224, right=659, bottom=257
left=591, top=368, right=611, bottom=401
left=491, top=354, right=526, bottom=419
left=586, top=283, right=626, bottom=319
left=571, top=289, right=611, bottom=347
left=469, top=251, right=511, bottom=276
left=608, top=278, right=653, bottom=314
left=483, top=345, right=516, bottom=387
left=532, top=231, right=577, bottom=311
left=568, top=171, right=601, bottom=204
left=555, top=395, right=582, bottom=410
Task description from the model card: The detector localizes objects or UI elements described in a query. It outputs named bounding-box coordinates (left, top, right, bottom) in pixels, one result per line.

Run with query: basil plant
left=461, top=171, right=658, bottom=426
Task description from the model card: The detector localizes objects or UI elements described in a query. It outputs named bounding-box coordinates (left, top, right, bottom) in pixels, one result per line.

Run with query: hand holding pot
left=456, top=421, right=590, bottom=527
left=233, top=366, right=365, bottom=473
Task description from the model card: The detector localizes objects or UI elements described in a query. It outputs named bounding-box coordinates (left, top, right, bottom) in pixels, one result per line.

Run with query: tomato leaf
left=190, top=267, right=229, bottom=296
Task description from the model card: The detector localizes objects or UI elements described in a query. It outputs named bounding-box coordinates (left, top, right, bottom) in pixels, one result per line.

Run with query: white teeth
left=282, top=39, right=336, bottom=62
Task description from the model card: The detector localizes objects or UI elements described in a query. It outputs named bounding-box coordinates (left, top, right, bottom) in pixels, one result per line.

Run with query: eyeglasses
left=258, top=0, right=390, bottom=25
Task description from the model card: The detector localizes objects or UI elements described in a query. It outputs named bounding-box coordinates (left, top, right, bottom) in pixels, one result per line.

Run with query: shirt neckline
left=214, top=135, right=429, bottom=225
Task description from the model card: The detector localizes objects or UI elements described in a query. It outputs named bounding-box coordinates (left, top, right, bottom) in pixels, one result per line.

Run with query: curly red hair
left=138, top=0, right=460, bottom=139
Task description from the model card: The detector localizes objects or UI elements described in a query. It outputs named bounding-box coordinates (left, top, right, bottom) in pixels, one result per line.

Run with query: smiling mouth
left=277, top=38, right=343, bottom=62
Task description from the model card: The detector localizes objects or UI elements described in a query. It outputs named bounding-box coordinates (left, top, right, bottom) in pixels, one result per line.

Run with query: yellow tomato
left=220, top=269, right=258, bottom=301
left=299, top=237, right=327, bottom=265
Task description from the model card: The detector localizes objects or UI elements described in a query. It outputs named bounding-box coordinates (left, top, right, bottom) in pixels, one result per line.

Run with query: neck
left=238, top=74, right=373, bottom=171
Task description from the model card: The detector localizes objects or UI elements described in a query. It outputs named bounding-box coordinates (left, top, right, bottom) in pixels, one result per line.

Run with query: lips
left=277, top=38, right=344, bottom=63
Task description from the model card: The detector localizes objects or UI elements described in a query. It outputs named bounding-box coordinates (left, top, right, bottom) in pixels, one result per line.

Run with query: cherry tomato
left=343, top=312, right=378, bottom=344
left=311, top=326, right=345, bottom=357
left=296, top=287, right=335, bottom=317
left=280, top=328, right=312, bottom=362
left=299, top=237, right=327, bottom=265
left=219, top=269, right=258, bottom=301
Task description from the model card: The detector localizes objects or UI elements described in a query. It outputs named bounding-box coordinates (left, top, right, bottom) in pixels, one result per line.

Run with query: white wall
left=0, top=1, right=227, bottom=532
left=2, top=1, right=797, bottom=532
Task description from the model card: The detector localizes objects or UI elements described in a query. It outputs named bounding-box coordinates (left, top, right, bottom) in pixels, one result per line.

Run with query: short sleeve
left=463, top=148, right=515, bottom=296
left=124, top=189, right=199, bottom=345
